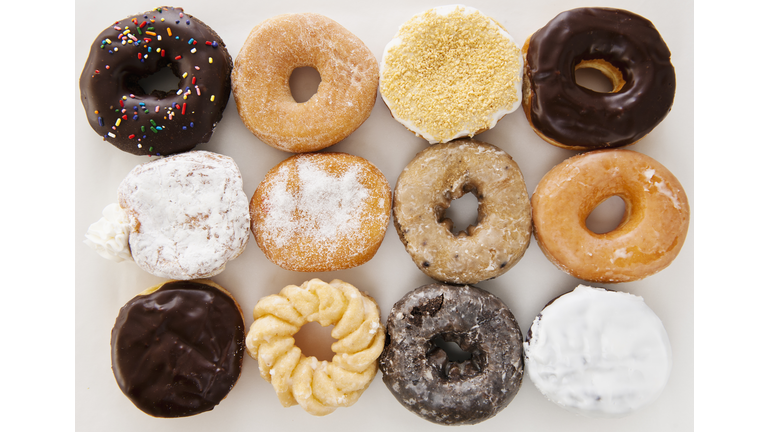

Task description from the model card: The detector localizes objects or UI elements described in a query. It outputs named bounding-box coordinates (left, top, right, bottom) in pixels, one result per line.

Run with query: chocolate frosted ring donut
left=392, top=139, right=532, bottom=284
left=111, top=280, right=245, bottom=417
left=523, top=7, right=675, bottom=149
left=80, top=7, right=232, bottom=156
left=379, top=283, right=524, bottom=425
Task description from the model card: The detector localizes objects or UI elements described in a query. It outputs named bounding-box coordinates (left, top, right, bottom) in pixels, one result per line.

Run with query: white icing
left=83, top=203, right=133, bottom=263
left=524, top=285, right=672, bottom=418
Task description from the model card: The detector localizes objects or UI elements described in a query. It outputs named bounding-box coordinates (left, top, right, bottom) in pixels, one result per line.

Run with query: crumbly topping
left=380, top=6, right=522, bottom=143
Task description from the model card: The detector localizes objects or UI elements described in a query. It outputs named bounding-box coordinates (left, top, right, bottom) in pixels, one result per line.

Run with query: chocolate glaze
left=378, top=284, right=523, bottom=425
left=111, top=280, right=245, bottom=417
left=525, top=8, right=675, bottom=149
left=80, top=7, right=232, bottom=156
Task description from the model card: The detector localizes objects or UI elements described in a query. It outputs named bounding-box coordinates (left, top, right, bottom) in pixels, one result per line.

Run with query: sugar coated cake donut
left=380, top=4, right=523, bottom=143
left=250, top=153, right=390, bottom=272
left=232, top=13, right=378, bottom=152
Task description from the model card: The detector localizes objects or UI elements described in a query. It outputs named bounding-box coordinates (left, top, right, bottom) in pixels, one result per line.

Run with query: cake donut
left=531, top=149, right=689, bottom=283
left=380, top=5, right=523, bottom=143
left=111, top=279, right=246, bottom=417
left=250, top=153, right=390, bottom=272
left=524, top=285, right=672, bottom=417
left=79, top=6, right=232, bottom=156
left=379, top=283, right=524, bottom=425
left=232, top=13, right=378, bottom=153
left=522, top=7, right=675, bottom=150
left=393, top=139, right=531, bottom=284
left=246, top=279, right=385, bottom=416
left=84, top=151, right=250, bottom=279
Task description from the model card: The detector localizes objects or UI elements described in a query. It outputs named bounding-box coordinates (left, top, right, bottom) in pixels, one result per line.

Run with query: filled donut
left=531, top=149, right=689, bottom=282
left=79, top=6, right=232, bottom=156
left=379, top=283, right=524, bottom=425
left=245, top=279, right=385, bottom=416
left=111, top=279, right=246, bottom=417
left=380, top=5, right=523, bottom=143
left=522, top=7, right=675, bottom=149
left=392, top=139, right=531, bottom=284
left=524, top=285, right=672, bottom=417
left=232, top=13, right=378, bottom=153
left=250, top=152, right=390, bottom=272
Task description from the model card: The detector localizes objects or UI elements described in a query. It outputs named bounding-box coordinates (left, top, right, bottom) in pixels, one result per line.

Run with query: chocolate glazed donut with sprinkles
left=79, top=7, right=232, bottom=156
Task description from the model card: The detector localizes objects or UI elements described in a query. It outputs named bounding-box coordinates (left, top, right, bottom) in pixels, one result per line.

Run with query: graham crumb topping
left=380, top=6, right=522, bottom=142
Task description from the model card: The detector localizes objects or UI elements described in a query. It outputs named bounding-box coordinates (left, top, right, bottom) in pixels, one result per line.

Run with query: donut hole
left=432, top=335, right=472, bottom=362
left=440, top=190, right=480, bottom=236
left=289, top=66, right=322, bottom=103
left=574, top=59, right=626, bottom=93
left=136, top=66, right=181, bottom=96
left=427, top=333, right=485, bottom=379
left=293, top=321, right=336, bottom=362
left=585, top=195, right=627, bottom=234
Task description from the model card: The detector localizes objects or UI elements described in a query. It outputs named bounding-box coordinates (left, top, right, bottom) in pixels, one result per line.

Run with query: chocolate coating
left=111, top=280, right=245, bottom=417
left=379, top=284, right=524, bottom=425
left=80, top=7, right=232, bottom=156
left=525, top=8, right=675, bottom=149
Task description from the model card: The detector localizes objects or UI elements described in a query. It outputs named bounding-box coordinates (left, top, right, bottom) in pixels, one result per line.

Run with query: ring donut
left=531, top=149, right=689, bottom=283
left=522, top=7, right=675, bottom=150
left=379, top=283, right=524, bottom=425
left=80, top=6, right=232, bottom=156
left=232, top=13, right=378, bottom=153
left=392, top=139, right=532, bottom=284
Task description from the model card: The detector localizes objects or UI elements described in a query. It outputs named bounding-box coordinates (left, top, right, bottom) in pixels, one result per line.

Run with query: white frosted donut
left=524, top=285, right=672, bottom=418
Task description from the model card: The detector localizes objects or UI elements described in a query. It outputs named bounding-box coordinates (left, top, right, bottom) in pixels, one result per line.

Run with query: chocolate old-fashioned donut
left=379, top=283, right=524, bottom=425
left=80, top=7, right=232, bottom=156
left=522, top=7, right=675, bottom=149
left=111, top=280, right=245, bottom=417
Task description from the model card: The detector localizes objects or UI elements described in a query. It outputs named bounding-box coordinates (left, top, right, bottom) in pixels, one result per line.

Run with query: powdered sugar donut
left=84, top=151, right=250, bottom=279
left=250, top=153, right=391, bottom=272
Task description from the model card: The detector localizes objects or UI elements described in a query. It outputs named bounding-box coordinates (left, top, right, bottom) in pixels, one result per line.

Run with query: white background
left=70, top=0, right=695, bottom=430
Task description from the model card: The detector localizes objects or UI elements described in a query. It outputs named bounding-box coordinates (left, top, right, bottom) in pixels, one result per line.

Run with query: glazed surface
left=531, top=149, right=689, bottom=282
left=379, top=283, right=524, bottom=425
left=79, top=6, right=232, bottom=155
left=524, top=7, right=675, bottom=149
left=393, top=139, right=531, bottom=284
left=111, top=280, right=245, bottom=417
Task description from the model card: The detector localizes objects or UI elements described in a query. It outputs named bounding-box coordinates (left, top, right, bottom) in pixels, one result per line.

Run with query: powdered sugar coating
left=118, top=151, right=250, bottom=279
left=251, top=153, right=391, bottom=272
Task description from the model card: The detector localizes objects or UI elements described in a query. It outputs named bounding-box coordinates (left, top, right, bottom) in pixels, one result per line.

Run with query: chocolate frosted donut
left=111, top=280, right=246, bottom=417
left=379, top=284, right=524, bottom=425
left=80, top=7, right=232, bottom=156
left=523, top=8, right=675, bottom=149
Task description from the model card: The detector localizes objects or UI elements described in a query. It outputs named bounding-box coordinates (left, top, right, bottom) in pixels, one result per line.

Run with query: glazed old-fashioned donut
left=246, top=279, right=385, bottom=416
left=522, top=8, right=675, bottom=149
left=380, top=5, right=523, bottom=143
left=79, top=6, right=232, bottom=156
left=379, top=283, right=524, bottom=425
left=532, top=149, right=689, bottom=282
left=84, top=151, right=250, bottom=279
left=393, top=139, right=531, bottom=284
left=111, top=279, right=245, bottom=417
left=524, top=285, right=672, bottom=417
left=250, top=152, right=390, bottom=272
left=232, top=13, right=378, bottom=153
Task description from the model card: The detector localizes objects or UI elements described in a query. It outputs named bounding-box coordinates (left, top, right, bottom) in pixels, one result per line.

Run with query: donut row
left=111, top=278, right=672, bottom=424
left=80, top=6, right=675, bottom=156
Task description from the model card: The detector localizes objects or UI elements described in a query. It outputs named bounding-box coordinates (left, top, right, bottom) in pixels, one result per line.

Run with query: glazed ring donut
left=79, top=6, right=233, bottom=156
left=379, top=283, right=524, bottom=425
left=522, top=7, right=675, bottom=149
left=111, top=279, right=245, bottom=417
left=245, top=279, right=385, bottom=416
left=531, top=149, right=690, bottom=282
left=380, top=4, right=523, bottom=143
left=232, top=13, right=378, bottom=153
left=250, top=152, right=391, bottom=272
left=393, top=139, right=532, bottom=284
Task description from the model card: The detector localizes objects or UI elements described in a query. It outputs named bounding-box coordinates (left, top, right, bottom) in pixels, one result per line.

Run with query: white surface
left=74, top=0, right=693, bottom=430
